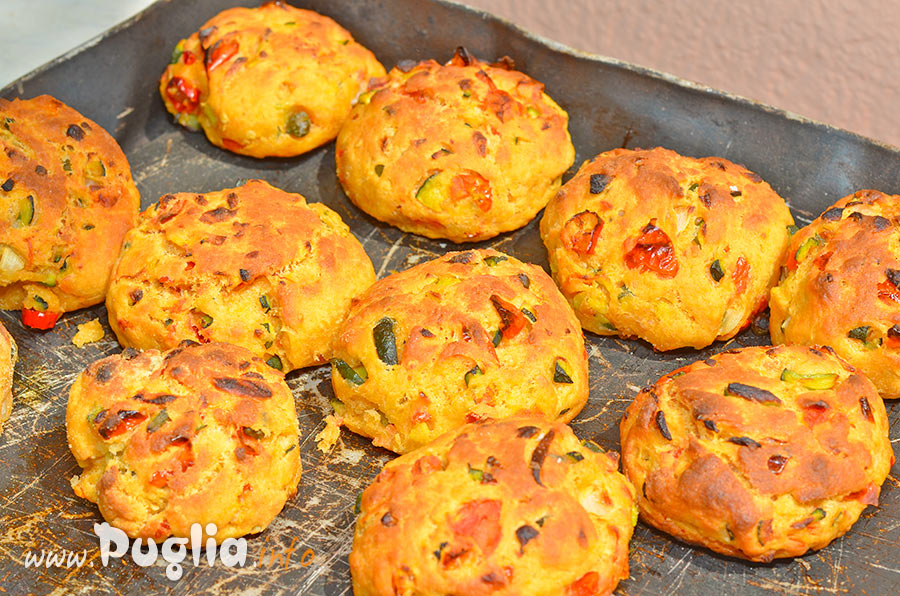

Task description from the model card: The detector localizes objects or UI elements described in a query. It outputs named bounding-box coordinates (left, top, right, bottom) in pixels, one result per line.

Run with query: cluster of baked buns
left=0, top=1, right=895, bottom=594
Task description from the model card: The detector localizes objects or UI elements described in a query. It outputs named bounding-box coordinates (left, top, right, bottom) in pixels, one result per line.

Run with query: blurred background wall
left=2, top=0, right=898, bottom=147
left=463, top=0, right=900, bottom=147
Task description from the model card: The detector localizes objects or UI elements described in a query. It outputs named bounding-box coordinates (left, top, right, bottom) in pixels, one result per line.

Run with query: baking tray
left=1, top=0, right=898, bottom=594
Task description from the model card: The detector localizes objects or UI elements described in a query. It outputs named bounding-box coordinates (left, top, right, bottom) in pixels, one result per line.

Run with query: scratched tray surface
left=1, top=0, right=899, bottom=594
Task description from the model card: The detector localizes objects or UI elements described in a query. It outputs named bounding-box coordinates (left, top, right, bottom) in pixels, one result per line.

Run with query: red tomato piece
left=450, top=171, right=492, bottom=212
left=732, top=256, right=750, bottom=294
left=207, top=39, right=239, bottom=72
left=450, top=499, right=502, bottom=556
left=563, top=211, right=603, bottom=255
left=567, top=571, right=600, bottom=596
left=490, top=294, right=528, bottom=340
left=165, top=77, right=200, bottom=113
left=22, top=308, right=60, bottom=330
left=624, top=221, right=678, bottom=277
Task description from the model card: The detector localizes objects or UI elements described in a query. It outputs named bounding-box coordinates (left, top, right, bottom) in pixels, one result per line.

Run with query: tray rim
left=3, top=0, right=899, bottom=156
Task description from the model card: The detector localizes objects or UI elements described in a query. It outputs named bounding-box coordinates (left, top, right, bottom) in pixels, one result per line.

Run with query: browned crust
left=770, top=189, right=900, bottom=397
left=0, top=95, right=139, bottom=311
left=0, top=322, right=16, bottom=434
left=540, top=146, right=793, bottom=350
left=620, top=344, right=893, bottom=561
left=335, top=50, right=574, bottom=243
left=350, top=418, right=636, bottom=596
left=330, top=249, right=588, bottom=454
left=66, top=341, right=301, bottom=541
left=106, top=179, right=375, bottom=371
left=159, top=2, right=385, bottom=158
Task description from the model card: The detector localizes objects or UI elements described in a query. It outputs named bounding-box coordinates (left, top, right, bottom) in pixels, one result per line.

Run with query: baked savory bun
left=66, top=341, right=301, bottom=541
left=620, top=344, right=893, bottom=562
left=330, top=249, right=588, bottom=454
left=335, top=47, right=575, bottom=243
left=159, top=0, right=385, bottom=158
left=0, top=95, right=139, bottom=328
left=770, top=189, right=900, bottom=398
left=351, top=418, right=637, bottom=596
left=0, top=322, right=16, bottom=435
left=540, top=147, right=794, bottom=351
left=106, top=179, right=375, bottom=372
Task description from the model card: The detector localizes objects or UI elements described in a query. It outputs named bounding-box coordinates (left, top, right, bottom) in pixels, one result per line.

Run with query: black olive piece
left=727, top=436, right=761, bottom=449
left=821, top=207, right=843, bottom=221
left=448, top=251, right=474, bottom=264
left=725, top=383, right=781, bottom=404
left=750, top=312, right=770, bottom=336
left=887, top=269, right=900, bottom=288
left=529, top=430, right=555, bottom=486
left=454, top=46, right=473, bottom=66
left=655, top=410, right=672, bottom=440
left=239, top=268, right=251, bottom=282
left=709, top=259, right=725, bottom=282
left=66, top=124, right=84, bottom=141
left=373, top=317, right=399, bottom=365
left=515, top=525, right=539, bottom=551
left=589, top=173, right=611, bottom=194
left=860, top=397, right=874, bottom=422
left=0, top=178, right=13, bottom=192
left=517, top=425, right=539, bottom=438
left=847, top=326, right=870, bottom=341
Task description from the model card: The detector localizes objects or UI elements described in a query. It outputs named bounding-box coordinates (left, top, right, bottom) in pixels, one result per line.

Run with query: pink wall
left=461, top=0, right=900, bottom=148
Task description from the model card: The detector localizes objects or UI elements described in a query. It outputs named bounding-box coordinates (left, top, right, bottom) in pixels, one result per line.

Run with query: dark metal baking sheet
left=1, top=0, right=898, bottom=594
